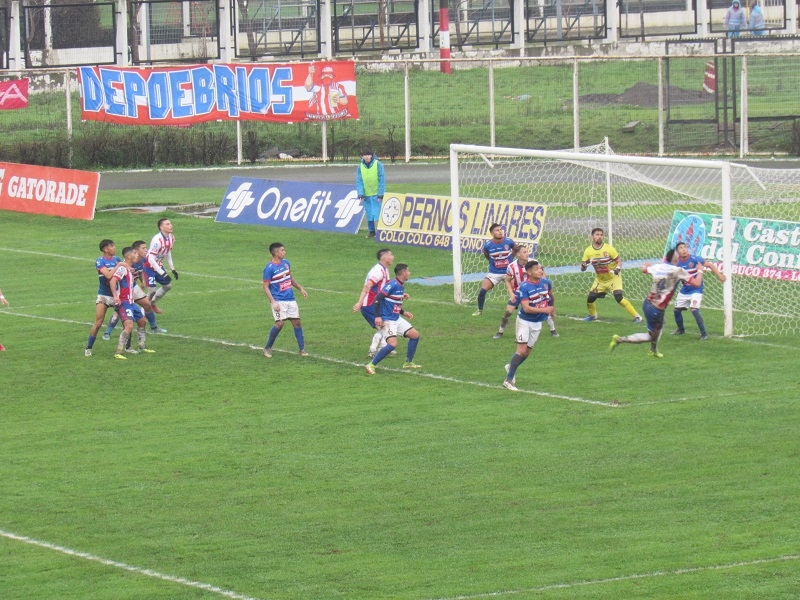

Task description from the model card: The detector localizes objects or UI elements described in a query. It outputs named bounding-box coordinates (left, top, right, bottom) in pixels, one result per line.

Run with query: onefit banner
left=215, top=177, right=364, bottom=234
left=0, top=79, right=29, bottom=110
left=0, top=162, right=99, bottom=220
left=377, top=193, right=548, bottom=253
left=78, top=61, right=359, bottom=125
left=667, top=211, right=800, bottom=282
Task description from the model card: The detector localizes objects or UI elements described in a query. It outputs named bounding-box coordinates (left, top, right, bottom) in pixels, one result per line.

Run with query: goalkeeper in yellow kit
left=580, top=228, right=642, bottom=323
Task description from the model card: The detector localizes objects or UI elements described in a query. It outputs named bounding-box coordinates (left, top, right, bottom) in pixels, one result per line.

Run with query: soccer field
left=1, top=188, right=799, bottom=600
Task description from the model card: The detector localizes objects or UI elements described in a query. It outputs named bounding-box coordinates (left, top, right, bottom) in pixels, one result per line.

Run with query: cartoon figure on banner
left=671, top=214, right=706, bottom=256
left=305, top=64, right=349, bottom=120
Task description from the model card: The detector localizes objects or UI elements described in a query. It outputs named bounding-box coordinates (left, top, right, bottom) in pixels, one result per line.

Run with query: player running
left=109, top=246, right=156, bottom=359
left=262, top=242, right=308, bottom=357
left=473, top=223, right=516, bottom=316
left=353, top=248, right=398, bottom=357
left=145, top=218, right=178, bottom=314
left=365, top=263, right=421, bottom=373
left=85, top=239, right=121, bottom=357
left=671, top=241, right=726, bottom=340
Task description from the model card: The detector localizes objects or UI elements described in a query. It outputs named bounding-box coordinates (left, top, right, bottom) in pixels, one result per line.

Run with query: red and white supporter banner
left=0, top=162, right=99, bottom=220
left=78, top=61, right=359, bottom=125
left=0, top=79, right=29, bottom=110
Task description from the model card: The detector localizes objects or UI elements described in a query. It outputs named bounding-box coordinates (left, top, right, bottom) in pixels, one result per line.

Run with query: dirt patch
left=579, top=82, right=712, bottom=108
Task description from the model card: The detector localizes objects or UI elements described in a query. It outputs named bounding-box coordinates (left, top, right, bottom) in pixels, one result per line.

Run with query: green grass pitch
left=1, top=186, right=799, bottom=600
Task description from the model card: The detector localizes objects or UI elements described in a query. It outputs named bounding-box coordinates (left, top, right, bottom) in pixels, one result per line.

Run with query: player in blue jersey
left=365, top=263, right=421, bottom=373
left=671, top=242, right=726, bottom=340
left=85, top=239, right=121, bottom=356
left=103, top=240, right=167, bottom=340
left=502, top=260, right=554, bottom=391
left=262, top=242, right=308, bottom=357
left=473, top=223, right=516, bottom=316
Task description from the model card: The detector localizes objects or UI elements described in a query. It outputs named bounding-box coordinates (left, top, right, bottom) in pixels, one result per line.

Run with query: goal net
left=450, top=142, right=800, bottom=338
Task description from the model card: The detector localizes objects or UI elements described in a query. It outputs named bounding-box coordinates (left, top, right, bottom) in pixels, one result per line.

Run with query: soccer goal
left=450, top=142, right=800, bottom=338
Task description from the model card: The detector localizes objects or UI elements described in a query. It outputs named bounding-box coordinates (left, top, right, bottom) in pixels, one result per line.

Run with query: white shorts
left=515, top=318, right=543, bottom=347
left=96, top=294, right=115, bottom=307
left=675, top=292, right=703, bottom=310
left=484, top=272, right=506, bottom=287
left=133, top=285, right=147, bottom=301
left=272, top=300, right=300, bottom=321
left=379, top=316, right=414, bottom=339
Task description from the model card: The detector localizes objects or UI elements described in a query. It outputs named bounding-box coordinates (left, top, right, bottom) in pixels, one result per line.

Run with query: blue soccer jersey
left=515, top=278, right=552, bottom=323
left=263, top=259, right=296, bottom=301
left=96, top=255, right=121, bottom=295
left=377, top=278, right=405, bottom=321
left=676, top=255, right=705, bottom=294
left=483, top=237, right=515, bottom=274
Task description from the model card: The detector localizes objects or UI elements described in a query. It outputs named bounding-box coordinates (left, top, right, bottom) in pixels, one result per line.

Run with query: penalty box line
left=427, top=553, right=800, bottom=600
left=0, top=529, right=262, bottom=600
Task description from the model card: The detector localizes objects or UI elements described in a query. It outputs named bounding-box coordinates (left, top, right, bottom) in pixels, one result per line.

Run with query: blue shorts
left=118, top=302, right=144, bottom=323
left=642, top=299, right=665, bottom=332
left=360, top=304, right=377, bottom=328
left=144, top=267, right=170, bottom=287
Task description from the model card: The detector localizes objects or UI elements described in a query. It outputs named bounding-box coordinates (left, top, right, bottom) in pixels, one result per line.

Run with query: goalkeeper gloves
left=171, top=270, right=179, bottom=280
left=613, top=268, right=621, bottom=276
left=580, top=261, right=589, bottom=271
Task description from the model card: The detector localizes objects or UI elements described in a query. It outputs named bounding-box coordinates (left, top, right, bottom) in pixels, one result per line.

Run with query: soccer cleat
left=699, top=333, right=709, bottom=341
left=151, top=304, right=163, bottom=314
left=582, top=315, right=597, bottom=322
left=141, top=348, right=156, bottom=354
left=114, top=353, right=127, bottom=360
left=366, top=231, right=376, bottom=238
left=670, top=329, right=685, bottom=335
left=402, top=362, right=421, bottom=369
left=389, top=350, right=397, bottom=356
left=84, top=348, right=92, bottom=357
left=0, top=343, right=6, bottom=352
left=102, top=333, right=111, bottom=341
left=124, top=348, right=139, bottom=354
left=299, top=349, right=309, bottom=356
left=151, top=327, right=168, bottom=334
left=609, top=335, right=620, bottom=351
left=472, top=309, right=483, bottom=316
left=551, top=330, right=560, bottom=337
left=263, top=347, right=272, bottom=358
left=504, top=364, right=516, bottom=385
left=633, top=316, right=643, bottom=323
left=493, top=332, right=504, bottom=339
left=502, top=380, right=519, bottom=392
left=365, top=363, right=376, bottom=375
left=648, top=350, right=664, bottom=359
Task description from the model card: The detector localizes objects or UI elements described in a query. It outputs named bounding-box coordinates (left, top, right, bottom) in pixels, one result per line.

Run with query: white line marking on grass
left=0, top=529, right=263, bottom=600
left=427, top=553, right=800, bottom=600
left=0, top=247, right=93, bottom=261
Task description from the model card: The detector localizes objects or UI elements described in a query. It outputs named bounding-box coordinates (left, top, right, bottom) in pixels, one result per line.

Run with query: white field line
left=0, top=529, right=262, bottom=600
left=427, top=553, right=800, bottom=600
left=0, top=309, right=752, bottom=409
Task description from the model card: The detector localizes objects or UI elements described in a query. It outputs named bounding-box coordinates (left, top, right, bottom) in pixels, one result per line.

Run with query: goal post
left=450, top=143, right=800, bottom=339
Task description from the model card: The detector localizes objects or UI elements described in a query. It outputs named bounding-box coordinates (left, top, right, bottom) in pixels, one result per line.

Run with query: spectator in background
left=724, top=0, right=748, bottom=37
left=356, top=148, right=385, bottom=238
left=749, top=1, right=766, bottom=35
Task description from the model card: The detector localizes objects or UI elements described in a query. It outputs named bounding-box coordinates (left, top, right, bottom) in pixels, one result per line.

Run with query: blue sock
left=506, top=352, right=527, bottom=380
left=293, top=326, right=305, bottom=350
left=104, top=317, right=118, bottom=336
left=692, top=309, right=706, bottom=335
left=477, top=288, right=487, bottom=310
left=674, top=309, right=685, bottom=331
left=87, top=335, right=96, bottom=349
left=372, top=344, right=394, bottom=365
left=406, top=337, right=419, bottom=362
left=266, top=326, right=281, bottom=349
left=146, top=311, right=157, bottom=329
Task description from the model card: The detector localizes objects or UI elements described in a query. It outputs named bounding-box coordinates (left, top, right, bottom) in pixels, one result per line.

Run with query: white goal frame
left=449, top=144, right=737, bottom=337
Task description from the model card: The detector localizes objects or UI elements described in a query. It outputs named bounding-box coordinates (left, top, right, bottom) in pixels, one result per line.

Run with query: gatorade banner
left=78, top=61, right=359, bottom=125
left=0, top=162, right=99, bottom=220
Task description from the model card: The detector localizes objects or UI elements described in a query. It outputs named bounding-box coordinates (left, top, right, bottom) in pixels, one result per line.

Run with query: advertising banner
left=377, top=193, right=547, bottom=253
left=668, top=211, right=800, bottom=282
left=78, top=61, right=359, bottom=125
left=215, top=177, right=363, bottom=234
left=0, top=162, right=99, bottom=220
left=0, top=79, right=29, bottom=110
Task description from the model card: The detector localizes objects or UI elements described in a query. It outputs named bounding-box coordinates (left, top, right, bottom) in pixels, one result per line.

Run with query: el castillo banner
left=0, top=162, right=99, bottom=220
left=78, top=61, right=359, bottom=125
left=667, top=211, right=800, bottom=282
left=377, top=193, right=547, bottom=252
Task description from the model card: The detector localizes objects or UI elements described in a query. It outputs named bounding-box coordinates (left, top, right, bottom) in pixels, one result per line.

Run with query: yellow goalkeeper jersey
left=582, top=243, right=619, bottom=281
